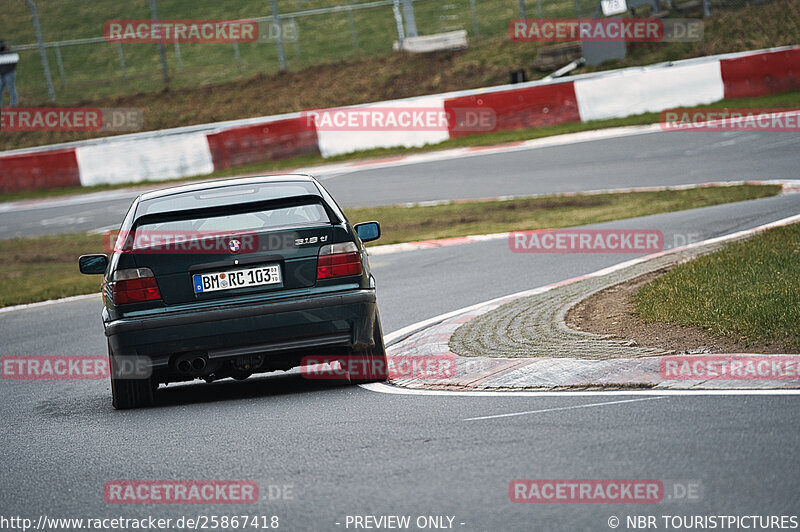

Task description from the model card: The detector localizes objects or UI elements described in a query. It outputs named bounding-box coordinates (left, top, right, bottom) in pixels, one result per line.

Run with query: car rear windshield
left=136, top=181, right=321, bottom=216
left=134, top=203, right=330, bottom=238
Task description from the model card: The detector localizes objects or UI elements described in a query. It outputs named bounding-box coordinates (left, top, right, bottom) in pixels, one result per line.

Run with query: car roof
left=137, top=174, right=319, bottom=202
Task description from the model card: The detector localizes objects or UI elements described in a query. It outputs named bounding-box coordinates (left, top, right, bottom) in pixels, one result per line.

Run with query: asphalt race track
left=1, top=128, right=799, bottom=238
left=1, top=129, right=799, bottom=531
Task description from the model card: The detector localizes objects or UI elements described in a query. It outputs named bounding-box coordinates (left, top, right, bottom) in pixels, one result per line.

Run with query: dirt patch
left=566, top=268, right=799, bottom=354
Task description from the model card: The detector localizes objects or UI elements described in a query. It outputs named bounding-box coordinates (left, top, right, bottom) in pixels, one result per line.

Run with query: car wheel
left=347, top=315, right=388, bottom=384
left=108, top=342, right=154, bottom=410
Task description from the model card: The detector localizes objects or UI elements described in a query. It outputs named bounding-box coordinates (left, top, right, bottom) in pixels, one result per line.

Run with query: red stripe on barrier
left=206, top=117, right=319, bottom=170
left=0, top=148, right=80, bottom=193
left=444, top=82, right=580, bottom=138
left=720, top=48, right=800, bottom=99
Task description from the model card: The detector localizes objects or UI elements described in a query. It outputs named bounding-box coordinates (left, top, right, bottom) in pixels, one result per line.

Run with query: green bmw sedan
left=79, top=174, right=387, bottom=409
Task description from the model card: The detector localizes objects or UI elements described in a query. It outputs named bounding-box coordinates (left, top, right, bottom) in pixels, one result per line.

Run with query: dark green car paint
left=79, top=174, right=385, bottom=408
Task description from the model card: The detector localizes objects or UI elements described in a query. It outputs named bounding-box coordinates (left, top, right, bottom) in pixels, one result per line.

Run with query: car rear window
left=135, top=203, right=330, bottom=237
left=137, top=181, right=321, bottom=216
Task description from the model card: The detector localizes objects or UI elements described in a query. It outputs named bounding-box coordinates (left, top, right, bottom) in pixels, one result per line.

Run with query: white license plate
left=193, top=264, right=281, bottom=293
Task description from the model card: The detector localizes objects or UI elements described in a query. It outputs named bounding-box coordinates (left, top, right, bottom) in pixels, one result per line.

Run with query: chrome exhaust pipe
left=191, top=357, right=207, bottom=371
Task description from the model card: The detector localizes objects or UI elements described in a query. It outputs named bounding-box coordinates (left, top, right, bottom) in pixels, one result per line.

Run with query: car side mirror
left=354, top=221, right=381, bottom=243
left=79, top=254, right=109, bottom=275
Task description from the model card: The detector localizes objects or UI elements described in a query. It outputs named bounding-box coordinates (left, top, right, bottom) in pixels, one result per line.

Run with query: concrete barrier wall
left=206, top=116, right=320, bottom=170
left=316, top=96, right=451, bottom=157
left=75, top=133, right=214, bottom=187
left=574, top=61, right=724, bottom=121
left=444, top=81, right=581, bottom=138
left=720, top=47, right=800, bottom=99
left=0, top=149, right=80, bottom=193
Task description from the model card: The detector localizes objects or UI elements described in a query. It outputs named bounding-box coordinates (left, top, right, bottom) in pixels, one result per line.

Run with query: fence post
left=291, top=17, right=300, bottom=57
left=24, top=0, right=56, bottom=103
left=149, top=0, right=169, bottom=87
left=402, top=0, right=418, bottom=37
left=518, top=0, right=527, bottom=19
left=393, top=0, right=405, bottom=49
left=270, top=0, right=287, bottom=72
left=233, top=41, right=241, bottom=69
left=174, top=41, right=183, bottom=71
left=116, top=42, right=127, bottom=79
left=347, top=8, right=359, bottom=49
left=469, top=0, right=480, bottom=36
left=54, top=44, right=66, bottom=89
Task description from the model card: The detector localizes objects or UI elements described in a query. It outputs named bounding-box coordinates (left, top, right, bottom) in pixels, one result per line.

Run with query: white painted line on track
left=0, top=293, right=100, bottom=314
left=89, top=224, right=120, bottom=234
left=359, top=383, right=800, bottom=396
left=462, top=396, right=665, bottom=421
left=0, top=189, right=149, bottom=213
left=318, top=124, right=666, bottom=180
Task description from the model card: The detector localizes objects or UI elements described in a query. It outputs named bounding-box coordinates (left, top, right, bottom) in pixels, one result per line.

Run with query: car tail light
left=317, top=242, right=362, bottom=280
left=112, top=267, right=161, bottom=304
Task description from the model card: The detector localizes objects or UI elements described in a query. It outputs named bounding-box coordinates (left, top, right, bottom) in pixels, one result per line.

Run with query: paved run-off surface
left=385, top=215, right=800, bottom=391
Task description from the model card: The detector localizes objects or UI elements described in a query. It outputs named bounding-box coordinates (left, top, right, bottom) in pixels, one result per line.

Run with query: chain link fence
left=1, top=0, right=772, bottom=104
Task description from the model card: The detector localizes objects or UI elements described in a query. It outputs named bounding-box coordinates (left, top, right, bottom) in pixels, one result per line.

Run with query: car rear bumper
left=105, top=289, right=377, bottom=371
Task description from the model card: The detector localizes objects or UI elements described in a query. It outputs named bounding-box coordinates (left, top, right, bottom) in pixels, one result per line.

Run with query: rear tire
left=347, top=315, right=388, bottom=384
left=109, top=342, right=154, bottom=410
